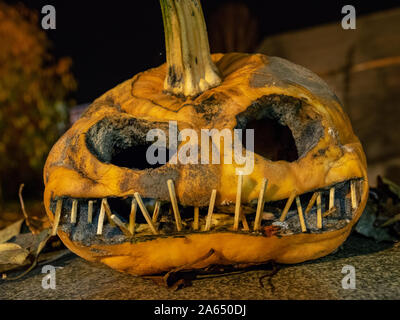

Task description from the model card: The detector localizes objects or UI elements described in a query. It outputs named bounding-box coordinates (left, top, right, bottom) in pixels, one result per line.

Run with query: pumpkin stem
left=160, top=0, right=222, bottom=97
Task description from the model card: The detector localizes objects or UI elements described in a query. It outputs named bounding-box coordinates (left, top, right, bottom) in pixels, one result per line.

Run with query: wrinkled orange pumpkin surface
left=44, top=0, right=368, bottom=275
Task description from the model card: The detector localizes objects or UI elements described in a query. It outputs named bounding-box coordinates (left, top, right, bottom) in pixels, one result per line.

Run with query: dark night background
left=7, top=0, right=400, bottom=104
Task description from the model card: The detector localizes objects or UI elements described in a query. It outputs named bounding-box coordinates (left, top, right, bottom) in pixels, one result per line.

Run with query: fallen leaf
left=0, top=219, right=24, bottom=244
left=0, top=229, right=51, bottom=280
left=380, top=213, right=400, bottom=228
left=0, top=249, right=71, bottom=274
left=381, top=177, right=400, bottom=199
left=0, top=243, right=29, bottom=265
left=18, top=184, right=50, bottom=234
left=355, top=199, right=396, bottom=242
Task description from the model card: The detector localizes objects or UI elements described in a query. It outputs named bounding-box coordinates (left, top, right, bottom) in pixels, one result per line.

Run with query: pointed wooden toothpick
left=254, top=178, right=268, bottom=231
left=96, top=199, right=107, bottom=235
left=102, top=199, right=116, bottom=227
left=241, top=210, right=250, bottom=231
left=279, top=191, right=296, bottom=222
left=111, top=214, right=132, bottom=237
left=70, top=199, right=78, bottom=224
left=193, top=207, right=200, bottom=231
left=167, top=179, right=182, bottom=231
left=129, top=198, right=137, bottom=235
left=329, top=187, right=335, bottom=210
left=152, top=200, right=162, bottom=223
left=316, top=192, right=322, bottom=229
left=305, top=192, right=318, bottom=216
left=88, top=200, right=94, bottom=223
left=205, top=189, right=217, bottom=231
left=51, top=199, right=63, bottom=236
left=295, top=196, right=307, bottom=232
left=233, top=173, right=243, bottom=231
left=134, top=193, right=158, bottom=235
left=350, top=180, right=357, bottom=210
left=323, top=206, right=337, bottom=218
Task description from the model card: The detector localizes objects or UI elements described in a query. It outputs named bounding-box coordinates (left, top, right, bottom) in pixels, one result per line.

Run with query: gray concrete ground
left=0, top=234, right=399, bottom=300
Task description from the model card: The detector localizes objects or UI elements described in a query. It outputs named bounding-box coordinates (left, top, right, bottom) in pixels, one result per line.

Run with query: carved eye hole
left=110, top=144, right=167, bottom=170
left=241, top=117, right=298, bottom=162
left=85, top=116, right=174, bottom=170
left=236, top=94, right=324, bottom=162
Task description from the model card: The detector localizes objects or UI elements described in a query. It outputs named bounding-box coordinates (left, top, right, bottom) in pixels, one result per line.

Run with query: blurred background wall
left=256, top=8, right=400, bottom=186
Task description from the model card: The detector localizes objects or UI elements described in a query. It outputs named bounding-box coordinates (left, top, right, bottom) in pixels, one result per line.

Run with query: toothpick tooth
left=193, top=207, right=199, bottom=230
left=70, top=199, right=78, bottom=224
left=233, top=173, right=243, bottom=231
left=323, top=206, right=337, bottom=218
left=295, top=196, right=307, bottom=233
left=350, top=180, right=357, bottom=210
left=51, top=199, right=63, bottom=236
left=167, top=179, right=182, bottom=231
left=254, top=178, right=268, bottom=231
left=279, top=191, right=297, bottom=222
left=134, top=192, right=158, bottom=235
left=96, top=199, right=106, bottom=235
left=102, top=199, right=116, bottom=227
left=305, top=192, right=318, bottom=216
left=129, top=198, right=137, bottom=235
left=241, top=210, right=250, bottom=231
left=329, top=187, right=335, bottom=210
left=87, top=200, right=94, bottom=223
left=316, top=192, right=322, bottom=229
left=111, top=214, right=132, bottom=237
left=357, top=180, right=363, bottom=207
left=205, top=189, right=217, bottom=231
left=152, top=200, right=161, bottom=223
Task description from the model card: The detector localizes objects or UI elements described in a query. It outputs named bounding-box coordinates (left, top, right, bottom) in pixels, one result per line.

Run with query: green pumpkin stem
left=160, top=0, right=221, bottom=97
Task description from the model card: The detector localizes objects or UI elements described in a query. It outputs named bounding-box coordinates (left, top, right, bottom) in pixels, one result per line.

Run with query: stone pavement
left=0, top=234, right=399, bottom=300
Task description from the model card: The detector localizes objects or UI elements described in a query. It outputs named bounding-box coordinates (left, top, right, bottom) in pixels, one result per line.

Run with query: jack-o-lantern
left=44, top=0, right=368, bottom=276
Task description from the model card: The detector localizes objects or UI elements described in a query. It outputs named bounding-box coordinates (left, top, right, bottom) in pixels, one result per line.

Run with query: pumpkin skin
left=43, top=52, right=368, bottom=275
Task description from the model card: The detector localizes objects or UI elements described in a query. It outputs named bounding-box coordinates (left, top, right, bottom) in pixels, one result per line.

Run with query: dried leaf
left=0, top=219, right=24, bottom=244
left=18, top=184, right=50, bottom=234
left=381, top=177, right=400, bottom=199
left=0, top=243, right=29, bottom=265
left=1, top=229, right=52, bottom=280
left=0, top=249, right=71, bottom=274
left=380, top=213, right=400, bottom=228
left=355, top=199, right=396, bottom=242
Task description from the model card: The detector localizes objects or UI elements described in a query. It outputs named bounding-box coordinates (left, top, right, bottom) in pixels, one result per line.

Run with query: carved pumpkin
left=44, top=0, right=368, bottom=275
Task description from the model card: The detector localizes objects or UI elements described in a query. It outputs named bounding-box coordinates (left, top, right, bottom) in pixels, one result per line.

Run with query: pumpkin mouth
left=49, top=178, right=364, bottom=246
